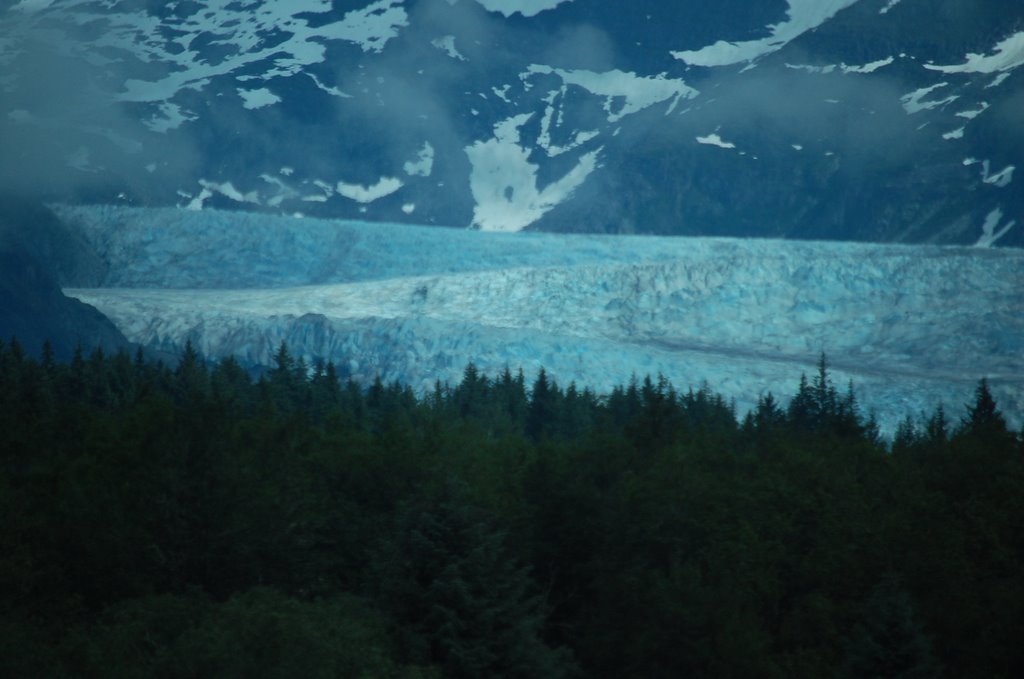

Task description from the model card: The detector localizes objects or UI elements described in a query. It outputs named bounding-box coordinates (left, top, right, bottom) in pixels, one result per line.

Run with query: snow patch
left=975, top=208, right=1016, bottom=247
left=403, top=142, right=435, bottom=177
left=879, top=0, right=903, bottom=14
left=109, top=0, right=407, bottom=103
left=431, top=35, right=466, bottom=61
left=237, top=87, right=281, bottom=110
left=981, top=161, right=1015, bottom=188
left=466, top=114, right=601, bottom=232
left=900, top=83, right=958, bottom=113
left=307, top=72, right=351, bottom=98
left=259, top=174, right=298, bottom=207
left=525, top=65, right=698, bottom=123
left=184, top=180, right=259, bottom=210
left=402, top=203, right=416, bottom=214
left=317, top=0, right=409, bottom=53
left=925, top=31, right=1024, bottom=74
left=540, top=127, right=599, bottom=157
left=185, top=188, right=213, bottom=211
left=534, top=86, right=600, bottom=157
left=473, top=0, right=575, bottom=18
left=942, top=127, right=964, bottom=140
left=987, top=73, right=1011, bottom=88
left=144, top=102, right=197, bottom=133
left=843, top=56, right=895, bottom=73
left=205, top=180, right=259, bottom=205
left=671, top=0, right=861, bottom=67
left=696, top=133, right=736, bottom=149
left=10, top=0, right=57, bottom=13
left=336, top=177, right=403, bottom=203
left=956, top=103, right=989, bottom=119
left=785, top=56, right=894, bottom=74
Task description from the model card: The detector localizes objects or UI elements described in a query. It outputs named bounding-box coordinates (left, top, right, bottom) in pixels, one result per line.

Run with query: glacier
left=59, top=206, right=1024, bottom=433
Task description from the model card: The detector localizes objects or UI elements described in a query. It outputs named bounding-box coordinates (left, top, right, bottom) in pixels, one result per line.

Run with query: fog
left=0, top=0, right=1019, bottom=234
left=0, top=8, right=200, bottom=201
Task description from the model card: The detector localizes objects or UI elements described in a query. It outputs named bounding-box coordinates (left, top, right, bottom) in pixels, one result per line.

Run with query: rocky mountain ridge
left=2, top=0, right=1021, bottom=245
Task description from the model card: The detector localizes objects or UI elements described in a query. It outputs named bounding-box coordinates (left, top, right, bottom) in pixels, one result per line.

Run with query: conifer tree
left=844, top=576, right=941, bottom=679
left=754, top=392, right=785, bottom=431
left=812, top=352, right=838, bottom=421
left=371, top=493, right=576, bottom=678
left=787, top=373, right=817, bottom=430
left=892, top=415, right=919, bottom=456
left=924, top=404, right=948, bottom=446
left=960, top=378, right=1007, bottom=438
left=527, top=368, right=556, bottom=441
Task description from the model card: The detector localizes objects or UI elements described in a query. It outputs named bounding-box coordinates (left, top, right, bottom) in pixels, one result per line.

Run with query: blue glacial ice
left=59, top=205, right=1024, bottom=433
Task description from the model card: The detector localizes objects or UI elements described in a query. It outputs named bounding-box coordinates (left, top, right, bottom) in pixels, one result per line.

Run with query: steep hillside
left=0, top=200, right=127, bottom=358
left=1, top=0, right=1021, bottom=244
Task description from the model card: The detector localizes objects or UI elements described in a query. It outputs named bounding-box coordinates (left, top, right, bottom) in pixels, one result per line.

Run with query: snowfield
left=671, top=0, right=862, bottom=67
left=60, top=206, right=1024, bottom=433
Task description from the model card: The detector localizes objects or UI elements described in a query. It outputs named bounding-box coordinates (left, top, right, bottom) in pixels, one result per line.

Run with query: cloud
left=539, top=23, right=619, bottom=72
left=0, top=16, right=200, bottom=202
left=629, top=64, right=923, bottom=170
left=990, top=87, right=1024, bottom=148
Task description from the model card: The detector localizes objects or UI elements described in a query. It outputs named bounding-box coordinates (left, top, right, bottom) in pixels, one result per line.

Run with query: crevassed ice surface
left=60, top=206, right=1024, bottom=433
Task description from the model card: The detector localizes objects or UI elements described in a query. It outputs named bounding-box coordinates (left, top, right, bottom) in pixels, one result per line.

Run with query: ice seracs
left=61, top=206, right=1024, bottom=434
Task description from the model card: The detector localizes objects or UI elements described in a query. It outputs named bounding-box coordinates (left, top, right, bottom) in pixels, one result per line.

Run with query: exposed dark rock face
left=2, top=1, right=1020, bottom=245
left=0, top=199, right=128, bottom=359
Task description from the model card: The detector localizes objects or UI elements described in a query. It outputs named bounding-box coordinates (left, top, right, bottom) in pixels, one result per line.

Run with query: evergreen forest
left=1, top=338, right=1022, bottom=678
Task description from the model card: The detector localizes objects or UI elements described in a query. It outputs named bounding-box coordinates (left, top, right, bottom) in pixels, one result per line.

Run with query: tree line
left=1, top=337, right=1021, bottom=678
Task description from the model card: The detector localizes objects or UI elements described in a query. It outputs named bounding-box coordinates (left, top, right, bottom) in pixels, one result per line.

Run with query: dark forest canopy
left=1, top=338, right=1022, bottom=678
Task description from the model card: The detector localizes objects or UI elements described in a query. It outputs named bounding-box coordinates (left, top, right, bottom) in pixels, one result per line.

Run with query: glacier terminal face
left=62, top=206, right=1024, bottom=434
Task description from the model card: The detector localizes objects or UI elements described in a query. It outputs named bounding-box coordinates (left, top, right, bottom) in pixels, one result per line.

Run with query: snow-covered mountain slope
left=63, top=206, right=1024, bottom=433
left=3, top=1, right=1022, bottom=245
